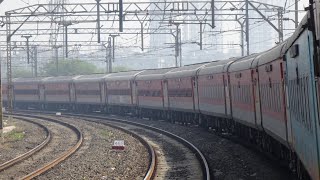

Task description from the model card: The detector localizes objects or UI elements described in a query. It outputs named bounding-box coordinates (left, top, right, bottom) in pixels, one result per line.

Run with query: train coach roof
left=285, top=12, right=309, bottom=51
left=135, top=68, right=175, bottom=81
left=104, top=70, right=144, bottom=81
left=228, top=54, right=260, bottom=72
left=164, top=62, right=209, bottom=79
left=74, top=74, right=110, bottom=83
left=42, top=75, right=82, bottom=83
left=13, top=77, right=46, bottom=84
left=198, top=59, right=236, bottom=75
left=255, top=41, right=287, bottom=66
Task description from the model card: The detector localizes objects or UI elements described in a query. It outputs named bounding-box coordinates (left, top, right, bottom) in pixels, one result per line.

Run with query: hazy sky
left=0, top=0, right=311, bottom=66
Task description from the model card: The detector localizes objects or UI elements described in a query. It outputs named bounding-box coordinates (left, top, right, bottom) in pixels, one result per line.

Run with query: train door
left=131, top=80, right=137, bottom=105
left=252, top=68, right=262, bottom=129
left=160, top=80, right=164, bottom=108
left=224, top=73, right=232, bottom=117
left=69, top=83, right=75, bottom=103
left=39, top=84, right=45, bottom=102
left=99, top=82, right=103, bottom=104
left=105, top=81, right=109, bottom=106
left=163, top=79, right=169, bottom=109
left=285, top=27, right=320, bottom=180
left=192, top=76, right=200, bottom=111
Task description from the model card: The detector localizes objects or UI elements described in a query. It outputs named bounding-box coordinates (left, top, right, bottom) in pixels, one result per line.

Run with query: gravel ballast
left=0, top=118, right=77, bottom=179
left=109, top=114, right=293, bottom=180
left=37, top=116, right=149, bottom=180
left=0, top=118, right=47, bottom=165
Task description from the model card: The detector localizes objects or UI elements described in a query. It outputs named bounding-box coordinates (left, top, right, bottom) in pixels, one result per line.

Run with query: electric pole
left=172, top=23, right=181, bottom=67
left=109, top=34, right=119, bottom=63
left=52, top=45, right=62, bottom=74
left=59, top=21, right=73, bottom=58
left=21, top=35, right=32, bottom=64
left=103, top=37, right=112, bottom=73
left=108, top=37, right=112, bottom=73
left=245, top=0, right=249, bottom=55
left=31, top=46, right=38, bottom=77
left=0, top=0, right=4, bottom=130
left=295, top=0, right=299, bottom=28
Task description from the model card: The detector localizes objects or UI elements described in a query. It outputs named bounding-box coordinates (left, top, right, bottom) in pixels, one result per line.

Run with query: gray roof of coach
left=136, top=68, right=175, bottom=80
left=164, top=62, right=209, bottom=79
left=74, top=74, right=110, bottom=83
left=256, top=41, right=287, bottom=66
left=168, top=62, right=208, bottom=73
left=228, top=54, right=261, bottom=72
left=105, top=70, right=144, bottom=81
left=198, top=59, right=236, bottom=75
left=138, top=68, right=174, bottom=76
left=285, top=12, right=309, bottom=51
left=13, top=77, right=46, bottom=84
left=43, top=75, right=81, bottom=83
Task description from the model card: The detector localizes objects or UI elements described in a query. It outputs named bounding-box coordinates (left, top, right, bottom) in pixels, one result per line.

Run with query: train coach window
left=269, top=78, right=272, bottom=88
left=186, top=89, right=192, bottom=97
left=14, top=89, right=39, bottom=95
left=290, top=44, right=299, bottom=58
left=265, top=64, right=273, bottom=72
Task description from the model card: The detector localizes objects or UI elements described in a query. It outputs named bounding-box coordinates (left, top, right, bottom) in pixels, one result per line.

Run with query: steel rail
left=82, top=114, right=210, bottom=180
left=11, top=112, right=157, bottom=180
left=77, top=117, right=157, bottom=180
left=7, top=113, right=83, bottom=180
left=0, top=116, right=51, bottom=172
left=16, top=110, right=210, bottom=180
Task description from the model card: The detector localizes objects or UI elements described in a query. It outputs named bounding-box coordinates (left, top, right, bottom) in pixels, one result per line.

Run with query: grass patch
left=6, top=131, right=25, bottom=141
left=100, top=130, right=113, bottom=138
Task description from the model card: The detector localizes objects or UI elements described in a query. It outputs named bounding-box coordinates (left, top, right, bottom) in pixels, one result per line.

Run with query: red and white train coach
left=135, top=68, right=173, bottom=119
left=105, top=71, right=144, bottom=114
left=197, top=59, right=235, bottom=128
left=256, top=42, right=289, bottom=148
left=42, top=75, right=81, bottom=110
left=164, top=63, right=208, bottom=124
left=13, top=77, right=44, bottom=109
left=228, top=54, right=262, bottom=136
left=74, top=74, right=110, bottom=112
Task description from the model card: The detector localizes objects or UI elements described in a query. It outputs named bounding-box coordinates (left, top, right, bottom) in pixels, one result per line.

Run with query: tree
left=43, top=59, right=98, bottom=76
left=12, top=68, right=33, bottom=78
left=113, top=66, right=131, bottom=72
left=96, top=66, right=131, bottom=73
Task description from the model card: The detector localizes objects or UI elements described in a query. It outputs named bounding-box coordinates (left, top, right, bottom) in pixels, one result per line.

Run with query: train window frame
left=290, top=44, right=299, bottom=58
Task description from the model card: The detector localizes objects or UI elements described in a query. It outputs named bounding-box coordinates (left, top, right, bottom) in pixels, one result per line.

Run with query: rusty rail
left=0, top=117, right=51, bottom=172
left=7, top=113, right=83, bottom=180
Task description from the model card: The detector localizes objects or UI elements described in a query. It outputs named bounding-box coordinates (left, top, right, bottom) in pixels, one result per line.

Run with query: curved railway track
left=10, top=112, right=158, bottom=180
left=14, top=110, right=210, bottom=180
left=1, top=113, right=83, bottom=179
left=0, top=116, right=51, bottom=172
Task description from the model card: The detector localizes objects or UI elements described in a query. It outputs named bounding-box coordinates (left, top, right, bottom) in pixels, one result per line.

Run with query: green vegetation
left=10, top=60, right=132, bottom=78
left=100, top=130, right=113, bottom=138
left=112, top=66, right=131, bottom=72
left=6, top=131, right=25, bottom=141
left=96, top=66, right=131, bottom=73
left=44, top=59, right=99, bottom=76
left=12, top=68, right=33, bottom=78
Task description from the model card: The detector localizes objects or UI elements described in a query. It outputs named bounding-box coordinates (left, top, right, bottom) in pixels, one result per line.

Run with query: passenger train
left=3, top=1, right=320, bottom=179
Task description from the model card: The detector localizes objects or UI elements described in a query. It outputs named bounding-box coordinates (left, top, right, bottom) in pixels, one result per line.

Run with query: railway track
left=10, top=112, right=158, bottom=179
left=14, top=110, right=210, bottom=180
left=0, top=116, right=51, bottom=172
left=0, top=113, right=83, bottom=179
